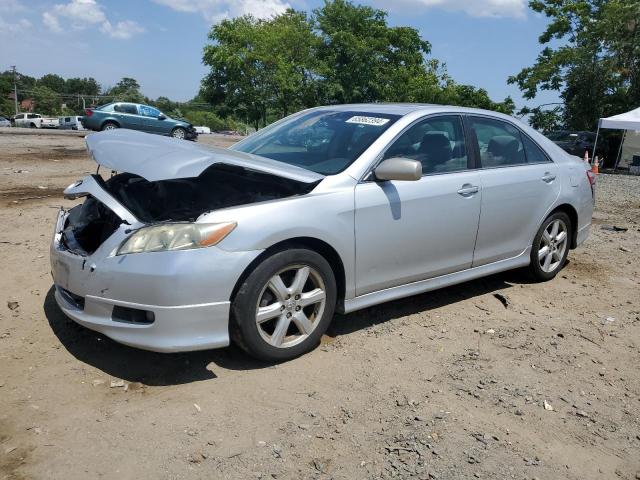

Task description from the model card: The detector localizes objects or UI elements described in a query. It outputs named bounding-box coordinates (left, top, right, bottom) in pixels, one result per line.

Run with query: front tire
left=231, top=248, right=337, bottom=362
left=528, top=212, right=571, bottom=281
left=171, top=127, right=186, bottom=139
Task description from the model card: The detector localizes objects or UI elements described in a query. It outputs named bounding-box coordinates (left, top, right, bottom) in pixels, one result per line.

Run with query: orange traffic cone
left=592, top=156, right=599, bottom=174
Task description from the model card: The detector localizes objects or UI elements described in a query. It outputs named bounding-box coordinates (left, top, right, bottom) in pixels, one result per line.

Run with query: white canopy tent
left=593, top=107, right=640, bottom=169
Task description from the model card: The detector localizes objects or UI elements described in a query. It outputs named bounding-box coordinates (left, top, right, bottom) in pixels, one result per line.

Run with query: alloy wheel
left=255, top=265, right=326, bottom=349
left=538, top=219, right=568, bottom=273
left=172, top=128, right=185, bottom=139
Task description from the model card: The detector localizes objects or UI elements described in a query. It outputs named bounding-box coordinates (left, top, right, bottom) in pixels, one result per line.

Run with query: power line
left=14, top=88, right=216, bottom=109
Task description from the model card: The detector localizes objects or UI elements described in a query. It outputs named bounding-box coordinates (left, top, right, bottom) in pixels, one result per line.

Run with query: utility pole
left=10, top=65, right=18, bottom=114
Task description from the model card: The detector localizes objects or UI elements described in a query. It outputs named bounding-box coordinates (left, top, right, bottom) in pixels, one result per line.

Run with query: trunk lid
left=85, top=129, right=324, bottom=183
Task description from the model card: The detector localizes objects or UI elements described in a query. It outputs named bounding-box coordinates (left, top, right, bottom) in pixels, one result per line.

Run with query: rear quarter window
left=522, top=135, right=551, bottom=163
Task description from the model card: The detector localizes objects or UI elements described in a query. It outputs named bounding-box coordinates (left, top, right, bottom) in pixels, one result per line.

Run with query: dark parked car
left=546, top=130, right=599, bottom=157
left=81, top=102, right=197, bottom=140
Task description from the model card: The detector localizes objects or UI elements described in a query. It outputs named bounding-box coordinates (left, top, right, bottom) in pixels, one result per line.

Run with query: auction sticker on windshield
left=345, top=116, right=390, bottom=126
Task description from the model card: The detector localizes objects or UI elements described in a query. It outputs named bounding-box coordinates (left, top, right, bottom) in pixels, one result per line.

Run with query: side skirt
left=342, top=249, right=531, bottom=314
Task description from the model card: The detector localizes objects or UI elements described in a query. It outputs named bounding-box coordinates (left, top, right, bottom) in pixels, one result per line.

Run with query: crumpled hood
left=85, top=129, right=324, bottom=183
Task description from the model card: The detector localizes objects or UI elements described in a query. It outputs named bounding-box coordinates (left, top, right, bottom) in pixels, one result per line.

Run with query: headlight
left=117, top=222, right=236, bottom=255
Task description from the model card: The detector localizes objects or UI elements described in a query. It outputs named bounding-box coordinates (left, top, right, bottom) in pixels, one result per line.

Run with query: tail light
left=84, top=109, right=93, bottom=117
left=586, top=170, right=596, bottom=199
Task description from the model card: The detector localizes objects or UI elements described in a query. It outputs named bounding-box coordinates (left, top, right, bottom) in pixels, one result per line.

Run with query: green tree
left=106, top=77, right=144, bottom=103
left=38, top=74, right=65, bottom=93
left=64, top=77, right=101, bottom=95
left=32, top=85, right=61, bottom=115
left=518, top=106, right=564, bottom=133
left=202, top=16, right=270, bottom=128
left=509, top=0, right=640, bottom=130
left=314, top=0, right=431, bottom=103
left=202, top=11, right=319, bottom=128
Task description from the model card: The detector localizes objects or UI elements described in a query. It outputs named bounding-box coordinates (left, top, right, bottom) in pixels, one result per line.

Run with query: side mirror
left=374, top=158, right=422, bottom=181
left=158, top=114, right=166, bottom=120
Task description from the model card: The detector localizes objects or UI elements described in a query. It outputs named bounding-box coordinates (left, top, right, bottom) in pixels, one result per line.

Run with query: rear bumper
left=576, top=222, right=591, bottom=248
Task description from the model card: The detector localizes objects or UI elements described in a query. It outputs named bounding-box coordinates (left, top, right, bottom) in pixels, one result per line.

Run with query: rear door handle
left=457, top=184, right=479, bottom=197
left=542, top=172, right=556, bottom=183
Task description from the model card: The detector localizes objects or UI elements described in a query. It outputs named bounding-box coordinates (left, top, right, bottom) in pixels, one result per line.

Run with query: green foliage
left=314, top=0, right=431, bottom=103
left=518, top=106, right=564, bottom=133
left=510, top=0, right=640, bottom=130
left=181, top=110, right=246, bottom=132
left=64, top=77, right=100, bottom=96
left=202, top=10, right=321, bottom=128
left=38, top=74, right=65, bottom=93
left=31, top=86, right=61, bottom=115
left=201, top=0, right=514, bottom=129
left=105, top=77, right=145, bottom=103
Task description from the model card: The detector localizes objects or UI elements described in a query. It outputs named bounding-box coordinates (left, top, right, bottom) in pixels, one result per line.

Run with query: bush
left=182, top=110, right=248, bottom=133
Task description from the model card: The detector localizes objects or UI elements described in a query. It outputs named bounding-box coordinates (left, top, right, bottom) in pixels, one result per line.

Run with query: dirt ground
left=0, top=129, right=638, bottom=480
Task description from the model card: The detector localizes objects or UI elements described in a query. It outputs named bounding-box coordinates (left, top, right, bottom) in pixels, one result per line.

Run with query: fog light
left=112, top=306, right=155, bottom=325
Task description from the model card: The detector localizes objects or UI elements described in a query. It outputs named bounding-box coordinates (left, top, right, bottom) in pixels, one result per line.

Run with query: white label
left=345, top=116, right=390, bottom=126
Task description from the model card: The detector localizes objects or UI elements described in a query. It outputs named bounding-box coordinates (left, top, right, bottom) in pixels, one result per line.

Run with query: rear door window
left=469, top=117, right=527, bottom=168
left=114, top=103, right=138, bottom=115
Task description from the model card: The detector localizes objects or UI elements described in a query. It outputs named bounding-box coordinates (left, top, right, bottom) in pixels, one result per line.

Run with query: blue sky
left=0, top=0, right=560, bottom=109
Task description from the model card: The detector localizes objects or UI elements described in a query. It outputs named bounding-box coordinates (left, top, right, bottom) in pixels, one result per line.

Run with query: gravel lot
left=0, top=130, right=639, bottom=480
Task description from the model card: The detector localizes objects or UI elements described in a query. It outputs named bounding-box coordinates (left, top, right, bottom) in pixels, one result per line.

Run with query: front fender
left=198, top=183, right=357, bottom=298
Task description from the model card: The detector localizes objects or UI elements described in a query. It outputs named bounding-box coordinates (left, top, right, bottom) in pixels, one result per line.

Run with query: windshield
left=231, top=110, right=400, bottom=175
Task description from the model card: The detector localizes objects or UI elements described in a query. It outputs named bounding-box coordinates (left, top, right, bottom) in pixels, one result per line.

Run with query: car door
left=354, top=114, right=482, bottom=296
left=468, top=115, right=561, bottom=267
left=113, top=103, right=142, bottom=130
left=138, top=105, right=164, bottom=134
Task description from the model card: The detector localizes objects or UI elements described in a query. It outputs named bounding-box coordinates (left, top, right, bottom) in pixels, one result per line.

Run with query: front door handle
left=457, top=184, right=479, bottom=197
left=542, top=172, right=556, bottom=183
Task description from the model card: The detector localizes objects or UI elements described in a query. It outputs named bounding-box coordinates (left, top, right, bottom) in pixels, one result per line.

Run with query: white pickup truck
left=13, top=113, right=59, bottom=129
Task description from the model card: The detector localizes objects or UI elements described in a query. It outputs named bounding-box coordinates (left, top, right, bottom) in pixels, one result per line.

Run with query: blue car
left=81, top=102, right=197, bottom=140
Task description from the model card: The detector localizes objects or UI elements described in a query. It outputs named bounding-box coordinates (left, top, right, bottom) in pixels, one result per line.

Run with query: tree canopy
left=201, top=0, right=515, bottom=129
left=509, top=0, right=640, bottom=130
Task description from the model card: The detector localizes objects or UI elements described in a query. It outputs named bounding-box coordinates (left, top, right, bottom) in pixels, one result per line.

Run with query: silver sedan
left=50, top=104, right=595, bottom=361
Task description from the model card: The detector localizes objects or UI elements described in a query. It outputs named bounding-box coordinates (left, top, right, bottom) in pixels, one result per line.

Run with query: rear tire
left=528, top=211, right=571, bottom=281
left=101, top=122, right=118, bottom=131
left=230, top=248, right=337, bottom=362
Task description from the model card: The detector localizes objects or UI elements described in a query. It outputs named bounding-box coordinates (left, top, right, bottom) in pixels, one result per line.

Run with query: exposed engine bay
left=61, top=164, right=317, bottom=255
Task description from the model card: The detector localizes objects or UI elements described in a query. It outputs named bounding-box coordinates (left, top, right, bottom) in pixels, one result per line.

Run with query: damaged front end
left=59, top=163, right=317, bottom=256
left=57, top=129, right=323, bottom=256
left=50, top=129, right=323, bottom=352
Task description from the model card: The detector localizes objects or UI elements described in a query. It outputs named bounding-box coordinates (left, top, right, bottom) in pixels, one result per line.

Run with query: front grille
left=58, top=287, right=85, bottom=310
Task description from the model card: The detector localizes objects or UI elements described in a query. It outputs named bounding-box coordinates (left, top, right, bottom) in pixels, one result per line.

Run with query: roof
left=599, top=107, right=640, bottom=130
left=313, top=103, right=520, bottom=121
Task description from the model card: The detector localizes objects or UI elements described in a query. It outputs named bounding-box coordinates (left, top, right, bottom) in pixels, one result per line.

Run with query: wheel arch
left=548, top=203, right=579, bottom=249
left=101, top=118, right=120, bottom=129
left=230, top=237, right=347, bottom=312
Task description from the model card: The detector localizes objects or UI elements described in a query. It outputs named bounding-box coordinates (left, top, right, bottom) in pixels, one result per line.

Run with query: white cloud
left=42, top=0, right=144, bottom=39
left=383, top=0, right=527, bottom=19
left=42, top=12, right=62, bottom=32
left=153, top=0, right=290, bottom=22
left=0, top=15, right=31, bottom=34
left=100, top=20, right=145, bottom=40
left=0, top=0, right=28, bottom=13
